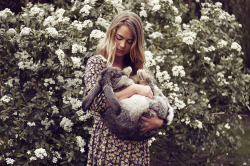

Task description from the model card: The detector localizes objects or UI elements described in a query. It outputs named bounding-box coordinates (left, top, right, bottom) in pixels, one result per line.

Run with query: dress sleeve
left=84, top=55, right=107, bottom=113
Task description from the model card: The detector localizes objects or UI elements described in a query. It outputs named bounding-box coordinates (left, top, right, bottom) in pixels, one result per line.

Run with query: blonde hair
left=97, top=11, right=145, bottom=75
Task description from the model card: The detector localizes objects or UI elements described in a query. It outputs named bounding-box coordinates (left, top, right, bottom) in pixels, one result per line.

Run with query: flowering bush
left=0, top=0, right=249, bottom=165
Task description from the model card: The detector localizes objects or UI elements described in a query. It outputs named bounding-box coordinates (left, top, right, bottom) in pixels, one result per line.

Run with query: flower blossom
left=217, top=39, right=228, bottom=48
left=1, top=95, right=12, bottom=103
left=152, top=5, right=161, bottom=12
left=72, top=44, right=87, bottom=54
left=55, top=49, right=65, bottom=66
left=172, top=66, right=185, bottom=77
left=96, top=17, right=110, bottom=30
left=224, top=123, right=230, bottom=129
left=71, top=57, right=82, bottom=68
left=80, top=5, right=92, bottom=16
left=231, top=42, right=242, bottom=52
left=76, top=136, right=86, bottom=153
left=139, top=10, right=147, bottom=17
left=60, top=117, right=74, bottom=132
left=5, top=158, right=15, bottom=165
left=45, top=27, right=58, bottom=38
left=149, top=32, right=163, bottom=39
left=175, top=16, right=182, bottom=24
left=34, top=148, right=47, bottom=159
left=90, top=29, right=105, bottom=40
left=195, top=120, right=203, bottom=129
left=20, top=27, right=31, bottom=36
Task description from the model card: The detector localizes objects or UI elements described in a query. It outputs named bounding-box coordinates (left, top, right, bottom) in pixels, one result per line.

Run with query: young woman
left=84, top=11, right=164, bottom=165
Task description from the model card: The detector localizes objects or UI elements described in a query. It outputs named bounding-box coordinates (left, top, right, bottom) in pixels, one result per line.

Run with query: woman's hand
left=133, top=84, right=153, bottom=99
left=140, top=110, right=164, bottom=133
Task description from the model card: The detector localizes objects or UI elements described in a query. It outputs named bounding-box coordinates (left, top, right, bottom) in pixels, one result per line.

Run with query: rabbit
left=82, top=66, right=174, bottom=141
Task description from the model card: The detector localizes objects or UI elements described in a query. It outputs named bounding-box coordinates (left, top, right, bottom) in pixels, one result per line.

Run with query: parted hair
left=97, top=11, right=145, bottom=75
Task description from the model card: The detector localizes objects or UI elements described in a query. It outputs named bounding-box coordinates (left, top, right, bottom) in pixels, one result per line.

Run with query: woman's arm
left=106, top=84, right=154, bottom=107
left=141, top=111, right=164, bottom=132
left=84, top=55, right=107, bottom=112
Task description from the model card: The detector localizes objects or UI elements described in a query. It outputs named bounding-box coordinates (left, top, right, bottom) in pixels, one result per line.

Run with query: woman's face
left=115, top=25, right=134, bottom=57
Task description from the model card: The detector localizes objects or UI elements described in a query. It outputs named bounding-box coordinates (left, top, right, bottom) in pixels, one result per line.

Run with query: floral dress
left=84, top=55, right=150, bottom=166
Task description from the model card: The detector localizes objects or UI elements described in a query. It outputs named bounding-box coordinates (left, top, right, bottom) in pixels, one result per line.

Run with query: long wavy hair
left=97, top=11, right=145, bottom=75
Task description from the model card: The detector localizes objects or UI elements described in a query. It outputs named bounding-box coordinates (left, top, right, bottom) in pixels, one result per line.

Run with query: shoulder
left=87, top=54, right=107, bottom=64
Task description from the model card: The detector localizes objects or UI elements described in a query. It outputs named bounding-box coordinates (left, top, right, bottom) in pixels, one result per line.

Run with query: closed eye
left=116, top=35, right=133, bottom=45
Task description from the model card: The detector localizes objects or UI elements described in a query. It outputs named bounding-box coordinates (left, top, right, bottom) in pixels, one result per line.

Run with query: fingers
left=140, top=116, right=150, bottom=122
left=145, top=86, right=153, bottom=99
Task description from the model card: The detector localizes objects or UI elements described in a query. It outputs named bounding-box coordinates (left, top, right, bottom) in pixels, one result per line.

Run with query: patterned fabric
left=84, top=55, right=150, bottom=166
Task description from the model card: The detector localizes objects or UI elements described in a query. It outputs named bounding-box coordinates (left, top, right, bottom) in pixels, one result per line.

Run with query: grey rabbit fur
left=82, top=66, right=174, bottom=141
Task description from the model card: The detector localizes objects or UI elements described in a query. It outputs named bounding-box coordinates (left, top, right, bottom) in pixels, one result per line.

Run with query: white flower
left=80, top=5, right=92, bottom=16
left=52, top=157, right=58, bottom=163
left=60, top=117, right=74, bottom=132
left=90, top=29, right=105, bottom=40
left=217, top=39, right=228, bottom=48
left=96, top=17, right=110, bottom=30
left=174, top=97, right=186, bottom=109
left=144, top=22, right=152, bottom=32
left=41, top=118, right=54, bottom=130
left=45, top=27, right=58, bottom=38
left=175, top=16, right=182, bottom=24
left=57, top=75, right=64, bottom=83
left=105, top=0, right=124, bottom=12
left=0, top=8, right=14, bottom=21
left=231, top=42, right=242, bottom=52
left=148, top=137, right=156, bottom=146
left=224, top=123, right=230, bottom=129
left=149, top=32, right=163, bottom=39
left=83, top=20, right=93, bottom=28
left=139, top=10, right=147, bottom=17
left=5, top=158, right=15, bottom=165
left=152, top=5, right=161, bottom=12
left=204, top=57, right=211, bottom=63
left=195, top=0, right=199, bottom=2
left=177, top=30, right=197, bottom=45
left=72, top=44, right=87, bottom=54
left=52, top=105, right=59, bottom=115
left=27, top=122, right=36, bottom=127
left=171, top=6, right=179, bottom=15
left=238, top=115, right=242, bottom=120
left=200, top=16, right=209, bottom=22
left=43, top=16, right=56, bottom=27
left=216, top=131, right=220, bottom=136
left=29, top=156, right=37, bottom=161
left=195, top=120, right=203, bottom=129
left=215, top=2, right=222, bottom=8
left=55, top=49, right=65, bottom=66
left=0, top=95, right=12, bottom=103
left=30, top=5, right=44, bottom=18
left=34, top=148, right=47, bottom=159
left=71, top=57, right=82, bottom=68
left=172, top=66, right=185, bottom=77
left=6, top=28, right=17, bottom=36
left=76, top=136, right=86, bottom=153
left=20, top=27, right=31, bottom=36
left=55, top=8, right=65, bottom=17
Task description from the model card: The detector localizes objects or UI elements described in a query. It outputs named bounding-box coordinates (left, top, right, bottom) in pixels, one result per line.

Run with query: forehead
left=116, top=25, right=134, bottom=39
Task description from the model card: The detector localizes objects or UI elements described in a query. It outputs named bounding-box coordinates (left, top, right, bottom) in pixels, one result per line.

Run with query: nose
left=119, top=40, right=126, bottom=48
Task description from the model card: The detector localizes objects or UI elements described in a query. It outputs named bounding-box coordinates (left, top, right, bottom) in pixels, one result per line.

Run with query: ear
left=103, top=84, right=121, bottom=115
left=123, top=66, right=132, bottom=77
left=82, top=84, right=102, bottom=111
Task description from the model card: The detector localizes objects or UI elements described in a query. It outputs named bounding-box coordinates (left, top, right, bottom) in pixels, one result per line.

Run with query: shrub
left=0, top=0, right=249, bottom=165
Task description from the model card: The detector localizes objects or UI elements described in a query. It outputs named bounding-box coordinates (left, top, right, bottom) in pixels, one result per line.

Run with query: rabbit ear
left=123, top=66, right=132, bottom=77
left=103, top=84, right=121, bottom=115
left=82, top=84, right=101, bottom=111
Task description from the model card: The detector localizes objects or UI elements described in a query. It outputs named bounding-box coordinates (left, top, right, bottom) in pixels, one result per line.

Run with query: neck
left=113, top=56, right=124, bottom=69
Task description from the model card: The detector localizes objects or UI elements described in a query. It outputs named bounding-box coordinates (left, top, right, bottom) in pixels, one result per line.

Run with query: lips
left=117, top=49, right=124, bottom=53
